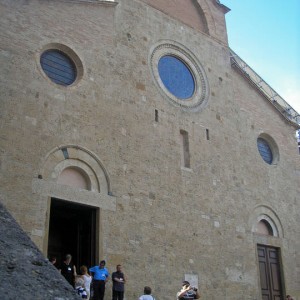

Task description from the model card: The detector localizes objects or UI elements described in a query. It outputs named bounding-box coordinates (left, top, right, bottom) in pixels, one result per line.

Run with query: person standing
left=89, top=260, right=109, bottom=300
left=80, top=265, right=92, bottom=300
left=61, top=254, right=77, bottom=287
left=177, top=281, right=200, bottom=300
left=139, top=286, right=156, bottom=300
left=112, top=264, right=126, bottom=300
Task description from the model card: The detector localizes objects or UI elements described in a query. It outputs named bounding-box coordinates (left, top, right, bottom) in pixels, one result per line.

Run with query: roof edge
left=215, top=0, right=231, bottom=14
left=230, top=49, right=300, bottom=130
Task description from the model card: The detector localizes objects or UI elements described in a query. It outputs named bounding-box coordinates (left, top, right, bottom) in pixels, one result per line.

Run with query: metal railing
left=230, top=49, right=300, bottom=128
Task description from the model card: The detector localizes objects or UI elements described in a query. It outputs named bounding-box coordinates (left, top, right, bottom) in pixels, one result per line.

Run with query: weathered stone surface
left=0, top=201, right=80, bottom=300
left=0, top=0, right=299, bottom=299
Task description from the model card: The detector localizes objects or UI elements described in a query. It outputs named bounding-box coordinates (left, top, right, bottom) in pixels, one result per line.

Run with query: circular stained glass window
left=149, top=41, right=209, bottom=112
left=40, top=50, right=77, bottom=86
left=257, top=138, right=273, bottom=164
left=158, top=55, right=195, bottom=99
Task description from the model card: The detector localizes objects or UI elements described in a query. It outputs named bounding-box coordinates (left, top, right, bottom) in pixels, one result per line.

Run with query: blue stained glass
left=40, top=50, right=77, bottom=86
left=257, top=138, right=273, bottom=164
left=158, top=55, right=195, bottom=99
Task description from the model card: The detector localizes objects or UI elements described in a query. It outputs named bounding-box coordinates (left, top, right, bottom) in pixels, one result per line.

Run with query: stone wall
left=0, top=0, right=299, bottom=299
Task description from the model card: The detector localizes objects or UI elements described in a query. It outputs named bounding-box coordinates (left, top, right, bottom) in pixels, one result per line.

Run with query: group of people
left=51, top=255, right=204, bottom=300
left=85, top=260, right=157, bottom=300
left=51, top=255, right=295, bottom=300
left=88, top=259, right=119, bottom=300
left=51, top=254, right=92, bottom=299
left=50, top=254, right=156, bottom=300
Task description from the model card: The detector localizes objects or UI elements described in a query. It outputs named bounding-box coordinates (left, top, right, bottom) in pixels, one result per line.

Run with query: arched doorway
left=48, top=198, right=97, bottom=270
left=252, top=210, right=285, bottom=300
left=48, top=166, right=96, bottom=269
left=37, top=145, right=116, bottom=270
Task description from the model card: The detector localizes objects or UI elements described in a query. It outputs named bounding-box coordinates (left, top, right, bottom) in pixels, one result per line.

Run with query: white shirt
left=82, top=274, right=92, bottom=293
left=139, top=295, right=155, bottom=300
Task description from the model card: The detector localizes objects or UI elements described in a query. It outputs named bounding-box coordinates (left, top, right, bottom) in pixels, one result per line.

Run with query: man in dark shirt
left=60, top=254, right=76, bottom=287
left=177, top=280, right=200, bottom=300
left=112, top=264, right=126, bottom=300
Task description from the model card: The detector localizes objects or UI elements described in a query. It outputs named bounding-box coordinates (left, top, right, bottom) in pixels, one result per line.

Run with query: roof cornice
left=215, top=0, right=231, bottom=14
left=230, top=49, right=300, bottom=129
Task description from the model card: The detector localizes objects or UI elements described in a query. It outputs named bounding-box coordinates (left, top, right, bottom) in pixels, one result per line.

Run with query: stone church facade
left=0, top=0, right=299, bottom=299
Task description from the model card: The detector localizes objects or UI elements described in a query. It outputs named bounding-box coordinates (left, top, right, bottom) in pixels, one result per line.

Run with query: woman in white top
left=80, top=265, right=92, bottom=300
left=139, top=286, right=156, bottom=300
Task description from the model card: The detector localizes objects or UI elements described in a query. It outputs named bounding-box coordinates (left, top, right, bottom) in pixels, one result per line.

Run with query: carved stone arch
left=249, top=205, right=284, bottom=238
left=35, top=145, right=116, bottom=261
left=40, top=144, right=111, bottom=194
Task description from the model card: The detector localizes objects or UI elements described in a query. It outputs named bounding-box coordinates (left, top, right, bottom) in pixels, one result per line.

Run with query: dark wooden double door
left=258, top=245, right=284, bottom=300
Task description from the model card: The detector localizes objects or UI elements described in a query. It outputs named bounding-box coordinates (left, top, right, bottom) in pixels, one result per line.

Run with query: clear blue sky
left=221, top=0, right=300, bottom=114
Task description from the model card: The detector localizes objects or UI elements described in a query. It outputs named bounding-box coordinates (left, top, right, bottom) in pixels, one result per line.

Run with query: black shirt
left=112, top=271, right=125, bottom=292
left=61, top=262, right=75, bottom=287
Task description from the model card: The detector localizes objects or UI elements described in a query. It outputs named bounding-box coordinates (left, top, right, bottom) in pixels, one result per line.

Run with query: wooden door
left=257, top=245, right=284, bottom=300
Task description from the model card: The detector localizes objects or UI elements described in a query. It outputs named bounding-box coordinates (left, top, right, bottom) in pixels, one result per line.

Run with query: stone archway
left=249, top=205, right=283, bottom=238
left=32, top=145, right=116, bottom=263
left=39, top=144, right=111, bottom=194
left=249, top=205, right=285, bottom=300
